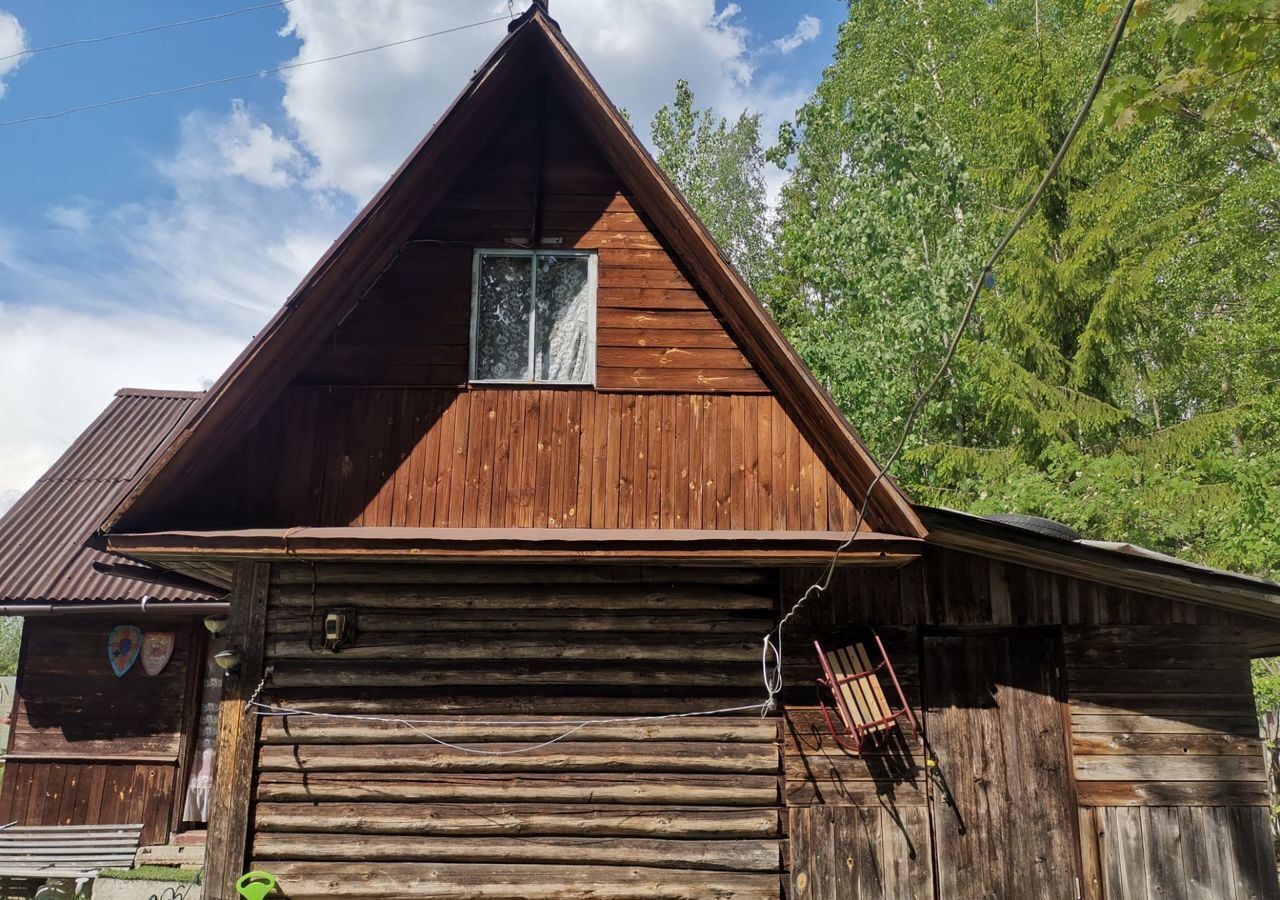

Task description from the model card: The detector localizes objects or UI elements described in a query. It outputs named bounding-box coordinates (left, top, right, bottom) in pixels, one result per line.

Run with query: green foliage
left=98, top=866, right=201, bottom=883
left=1104, top=0, right=1280, bottom=147
left=647, top=3, right=1278, bottom=588
left=0, top=618, right=21, bottom=677
left=651, top=81, right=769, bottom=287
left=762, top=0, right=1280, bottom=581
left=1254, top=658, right=1280, bottom=714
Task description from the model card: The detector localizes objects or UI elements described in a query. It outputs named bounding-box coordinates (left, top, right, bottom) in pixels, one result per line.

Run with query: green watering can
left=237, top=872, right=277, bottom=900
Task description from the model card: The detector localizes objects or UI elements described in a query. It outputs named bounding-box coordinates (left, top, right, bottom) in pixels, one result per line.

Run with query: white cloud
left=215, top=100, right=306, bottom=188
left=2, top=1, right=827, bottom=512
left=0, top=10, right=27, bottom=98
left=772, top=14, right=821, bottom=55
left=46, top=204, right=92, bottom=234
left=278, top=1, right=807, bottom=202
left=0, top=305, right=245, bottom=508
left=0, top=103, right=349, bottom=508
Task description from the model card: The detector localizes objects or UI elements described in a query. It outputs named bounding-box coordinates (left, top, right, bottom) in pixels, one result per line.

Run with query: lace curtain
left=474, top=253, right=591, bottom=382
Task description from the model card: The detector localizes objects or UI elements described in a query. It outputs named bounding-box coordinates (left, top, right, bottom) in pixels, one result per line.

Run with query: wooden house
left=92, top=5, right=1280, bottom=899
left=0, top=388, right=228, bottom=851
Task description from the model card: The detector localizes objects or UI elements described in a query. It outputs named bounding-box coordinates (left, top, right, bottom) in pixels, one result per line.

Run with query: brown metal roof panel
left=0, top=390, right=216, bottom=604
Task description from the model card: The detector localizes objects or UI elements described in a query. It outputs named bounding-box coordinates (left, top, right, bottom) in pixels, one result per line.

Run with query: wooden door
left=923, top=631, right=1079, bottom=900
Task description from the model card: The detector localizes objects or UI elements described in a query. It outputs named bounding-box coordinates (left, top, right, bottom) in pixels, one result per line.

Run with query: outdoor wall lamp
left=214, top=648, right=242, bottom=676
left=203, top=614, right=229, bottom=636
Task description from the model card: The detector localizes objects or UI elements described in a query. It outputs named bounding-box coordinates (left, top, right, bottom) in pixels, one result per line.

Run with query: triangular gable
left=102, top=6, right=924, bottom=540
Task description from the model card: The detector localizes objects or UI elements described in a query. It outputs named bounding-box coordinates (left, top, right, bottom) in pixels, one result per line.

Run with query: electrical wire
left=0, top=0, right=297, bottom=64
left=0, top=15, right=512, bottom=128
left=247, top=700, right=772, bottom=756
left=245, top=1, right=1139, bottom=749
left=759, top=0, right=1139, bottom=714
left=197, top=1, right=1138, bottom=755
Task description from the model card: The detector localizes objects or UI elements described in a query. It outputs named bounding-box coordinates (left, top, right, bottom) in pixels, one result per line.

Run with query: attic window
left=470, top=249, right=596, bottom=384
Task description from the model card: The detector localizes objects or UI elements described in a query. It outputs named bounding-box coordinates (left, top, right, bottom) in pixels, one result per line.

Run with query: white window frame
left=469, top=248, right=598, bottom=386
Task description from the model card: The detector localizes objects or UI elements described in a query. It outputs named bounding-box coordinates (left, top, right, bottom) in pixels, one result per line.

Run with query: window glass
left=474, top=255, right=533, bottom=380
left=534, top=254, right=592, bottom=382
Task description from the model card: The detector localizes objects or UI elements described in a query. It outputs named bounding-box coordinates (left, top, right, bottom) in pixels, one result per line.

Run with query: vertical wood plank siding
left=0, top=617, right=197, bottom=846
left=182, top=388, right=864, bottom=533
left=778, top=545, right=1278, bottom=899
left=296, top=95, right=765, bottom=393
left=245, top=566, right=782, bottom=899
left=0, top=761, right=176, bottom=847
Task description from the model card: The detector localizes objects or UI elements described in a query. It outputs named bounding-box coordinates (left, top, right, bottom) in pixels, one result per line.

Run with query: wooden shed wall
left=0, top=617, right=201, bottom=845
left=247, top=564, right=784, bottom=900
left=780, top=546, right=1279, bottom=900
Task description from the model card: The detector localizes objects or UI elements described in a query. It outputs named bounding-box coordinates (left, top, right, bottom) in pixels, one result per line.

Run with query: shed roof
left=0, top=388, right=216, bottom=604
left=918, top=505, right=1280, bottom=626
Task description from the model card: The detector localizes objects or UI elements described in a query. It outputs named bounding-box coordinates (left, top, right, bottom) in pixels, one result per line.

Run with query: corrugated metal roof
left=0, top=388, right=214, bottom=603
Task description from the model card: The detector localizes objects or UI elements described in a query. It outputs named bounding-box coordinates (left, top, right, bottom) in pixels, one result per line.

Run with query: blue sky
left=0, top=0, right=843, bottom=509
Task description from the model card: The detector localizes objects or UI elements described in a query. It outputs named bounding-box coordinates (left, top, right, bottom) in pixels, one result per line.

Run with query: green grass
left=97, top=866, right=201, bottom=884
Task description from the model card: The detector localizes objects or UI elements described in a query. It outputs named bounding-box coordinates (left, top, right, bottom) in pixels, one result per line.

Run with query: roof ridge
left=114, top=387, right=205, bottom=399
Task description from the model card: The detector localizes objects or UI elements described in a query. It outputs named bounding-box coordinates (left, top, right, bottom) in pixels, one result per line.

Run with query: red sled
left=814, top=635, right=920, bottom=754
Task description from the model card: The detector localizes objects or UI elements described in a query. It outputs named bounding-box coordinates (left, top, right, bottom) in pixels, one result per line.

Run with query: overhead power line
left=762, top=0, right=1139, bottom=710
left=0, top=0, right=297, bottom=64
left=0, top=15, right=511, bottom=128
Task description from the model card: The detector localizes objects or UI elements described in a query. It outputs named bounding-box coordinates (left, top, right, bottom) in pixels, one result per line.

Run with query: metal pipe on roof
left=0, top=599, right=229, bottom=616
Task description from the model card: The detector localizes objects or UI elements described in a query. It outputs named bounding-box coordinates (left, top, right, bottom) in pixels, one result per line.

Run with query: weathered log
left=258, top=716, right=779, bottom=745
left=265, top=633, right=757, bottom=663
left=254, top=772, right=779, bottom=806
left=266, top=610, right=770, bottom=636
left=251, top=861, right=779, bottom=900
left=252, top=834, right=780, bottom=872
left=253, top=803, right=779, bottom=838
left=261, top=693, right=768, bottom=717
left=270, top=563, right=772, bottom=586
left=266, top=661, right=759, bottom=689
left=256, top=741, right=779, bottom=774
left=269, top=584, right=774, bottom=611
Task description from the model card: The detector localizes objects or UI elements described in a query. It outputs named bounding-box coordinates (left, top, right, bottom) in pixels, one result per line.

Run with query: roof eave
left=918, top=505, right=1280, bottom=623
left=105, top=527, right=923, bottom=568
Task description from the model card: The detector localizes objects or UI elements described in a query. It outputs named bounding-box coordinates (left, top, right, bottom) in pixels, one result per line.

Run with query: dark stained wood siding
left=296, top=91, right=765, bottom=394
left=778, top=546, right=1279, bottom=900
left=1066, top=624, right=1266, bottom=808
left=1083, top=805, right=1279, bottom=900
left=247, top=564, right=782, bottom=900
left=922, top=631, right=1078, bottom=900
left=0, top=618, right=199, bottom=845
left=0, top=761, right=177, bottom=846
left=178, top=387, right=865, bottom=532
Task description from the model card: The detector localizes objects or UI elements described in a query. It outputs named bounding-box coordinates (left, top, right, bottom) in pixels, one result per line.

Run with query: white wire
left=243, top=0, right=1138, bottom=749
left=248, top=699, right=771, bottom=756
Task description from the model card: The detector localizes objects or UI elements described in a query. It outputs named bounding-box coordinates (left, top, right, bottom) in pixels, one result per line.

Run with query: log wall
left=247, top=565, right=784, bottom=900
left=0, top=617, right=201, bottom=845
left=207, top=549, right=1279, bottom=898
